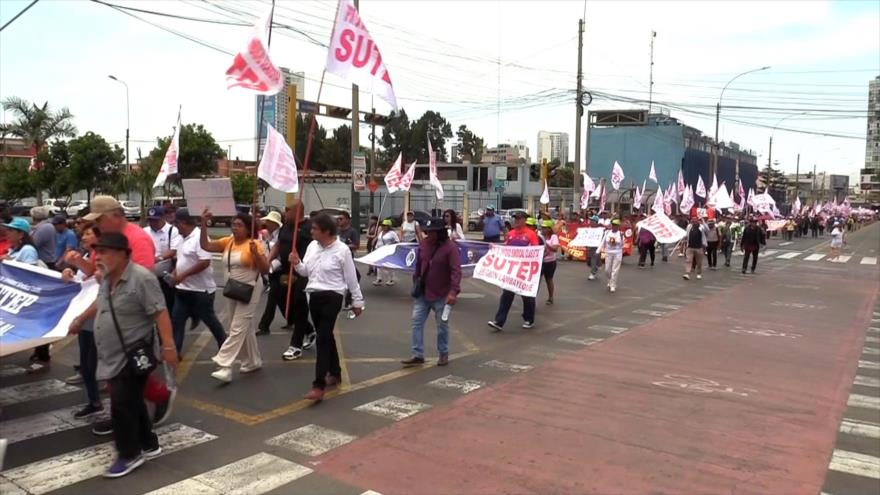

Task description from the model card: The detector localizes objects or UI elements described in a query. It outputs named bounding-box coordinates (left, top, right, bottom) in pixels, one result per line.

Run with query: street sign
left=352, top=152, right=367, bottom=192
left=495, top=166, right=507, bottom=181
left=368, top=179, right=379, bottom=193
left=494, top=180, right=505, bottom=193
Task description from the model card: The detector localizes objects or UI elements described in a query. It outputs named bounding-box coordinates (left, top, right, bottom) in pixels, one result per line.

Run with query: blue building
left=586, top=110, right=758, bottom=200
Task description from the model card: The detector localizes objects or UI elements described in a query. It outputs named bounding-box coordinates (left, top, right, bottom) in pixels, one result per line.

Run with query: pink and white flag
left=610, top=161, right=625, bottom=190
left=580, top=188, right=591, bottom=210
left=225, top=9, right=283, bottom=95
left=599, top=184, right=607, bottom=212
left=582, top=173, right=596, bottom=195
left=651, top=186, right=665, bottom=214
left=399, top=160, right=416, bottom=192
left=677, top=169, right=685, bottom=195
left=326, top=0, right=398, bottom=110
left=695, top=175, right=707, bottom=198
left=737, top=180, right=745, bottom=201
left=153, top=113, right=181, bottom=189
left=632, top=184, right=643, bottom=209
left=709, top=174, right=719, bottom=199
left=383, top=152, right=403, bottom=193
left=648, top=160, right=658, bottom=183
left=793, top=196, right=801, bottom=215
left=680, top=185, right=695, bottom=212
left=540, top=181, right=550, bottom=205
left=427, top=134, right=443, bottom=199
left=257, top=124, right=299, bottom=193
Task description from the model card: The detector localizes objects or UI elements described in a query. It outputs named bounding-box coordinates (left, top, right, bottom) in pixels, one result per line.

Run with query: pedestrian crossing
left=761, top=251, right=877, bottom=265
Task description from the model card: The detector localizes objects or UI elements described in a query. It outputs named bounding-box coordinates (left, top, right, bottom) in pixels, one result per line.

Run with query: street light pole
left=712, top=66, right=770, bottom=178
left=108, top=75, right=130, bottom=176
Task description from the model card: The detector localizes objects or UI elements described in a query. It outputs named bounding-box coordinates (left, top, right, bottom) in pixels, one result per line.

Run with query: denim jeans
left=171, top=290, right=227, bottom=354
left=78, top=330, right=100, bottom=406
left=410, top=296, right=448, bottom=359
left=588, top=248, right=601, bottom=275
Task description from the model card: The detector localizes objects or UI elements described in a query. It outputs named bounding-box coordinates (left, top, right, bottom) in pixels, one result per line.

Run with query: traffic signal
left=548, top=161, right=561, bottom=178
left=324, top=105, right=351, bottom=119
left=530, top=164, right=540, bottom=180
left=363, top=112, right=392, bottom=126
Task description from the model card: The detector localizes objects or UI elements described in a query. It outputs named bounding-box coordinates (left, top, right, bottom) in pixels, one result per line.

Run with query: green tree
left=150, top=123, right=226, bottom=178
left=0, top=158, right=36, bottom=203
left=294, top=113, right=329, bottom=172
left=455, top=125, right=484, bottom=164
left=230, top=172, right=255, bottom=204
left=33, top=140, right=75, bottom=199
left=379, top=109, right=413, bottom=163
left=113, top=150, right=162, bottom=222
left=380, top=109, right=453, bottom=164
left=67, top=132, right=125, bottom=201
left=320, top=124, right=352, bottom=171
left=762, top=161, right=787, bottom=204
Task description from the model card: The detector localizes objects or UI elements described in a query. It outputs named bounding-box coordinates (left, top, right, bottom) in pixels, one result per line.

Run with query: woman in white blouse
left=444, top=209, right=465, bottom=241
left=289, top=213, right=364, bottom=402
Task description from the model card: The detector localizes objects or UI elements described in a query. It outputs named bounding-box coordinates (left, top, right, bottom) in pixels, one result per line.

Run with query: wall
left=588, top=123, right=685, bottom=187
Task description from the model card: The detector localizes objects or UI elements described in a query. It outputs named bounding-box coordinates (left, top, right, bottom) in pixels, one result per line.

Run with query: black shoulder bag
left=411, top=244, right=442, bottom=299
left=106, top=287, right=158, bottom=376
left=222, top=244, right=258, bottom=303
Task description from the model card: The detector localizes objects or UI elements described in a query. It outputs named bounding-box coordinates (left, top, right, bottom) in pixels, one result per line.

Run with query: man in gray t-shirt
left=30, top=210, right=57, bottom=268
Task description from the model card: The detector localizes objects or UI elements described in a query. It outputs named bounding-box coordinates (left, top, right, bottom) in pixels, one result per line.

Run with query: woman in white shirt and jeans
left=375, top=219, right=399, bottom=286
left=289, top=213, right=364, bottom=402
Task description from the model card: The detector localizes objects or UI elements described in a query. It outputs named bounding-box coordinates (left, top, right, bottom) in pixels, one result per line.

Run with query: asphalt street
left=1, top=222, right=878, bottom=494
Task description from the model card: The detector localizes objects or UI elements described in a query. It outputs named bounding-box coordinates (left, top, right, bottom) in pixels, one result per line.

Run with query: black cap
left=51, top=215, right=67, bottom=225
left=174, top=208, right=195, bottom=224
left=93, top=232, right=131, bottom=253
left=511, top=210, right=528, bottom=219
left=423, top=217, right=446, bottom=231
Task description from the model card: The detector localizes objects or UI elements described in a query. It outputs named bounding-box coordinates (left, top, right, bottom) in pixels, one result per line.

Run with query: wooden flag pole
left=250, top=0, right=276, bottom=239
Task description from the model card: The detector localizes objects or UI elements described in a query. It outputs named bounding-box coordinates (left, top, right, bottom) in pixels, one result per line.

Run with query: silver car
left=121, top=201, right=141, bottom=220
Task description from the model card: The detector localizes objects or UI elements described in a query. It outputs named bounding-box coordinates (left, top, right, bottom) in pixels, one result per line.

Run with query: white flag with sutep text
left=651, top=186, right=665, bottom=214
left=399, top=160, right=416, bottom=192
left=225, top=8, right=283, bottom=95
left=384, top=152, right=403, bottom=193
left=428, top=134, right=443, bottom=199
left=709, top=174, right=719, bottom=199
left=540, top=182, right=550, bottom=205
left=325, top=0, right=398, bottom=110
left=582, top=173, right=596, bottom=195
left=648, top=160, right=658, bottom=183
left=153, top=113, right=181, bottom=189
left=257, top=124, right=299, bottom=193
left=696, top=175, right=707, bottom=198
left=680, top=185, right=695, bottom=213
left=611, top=161, right=625, bottom=190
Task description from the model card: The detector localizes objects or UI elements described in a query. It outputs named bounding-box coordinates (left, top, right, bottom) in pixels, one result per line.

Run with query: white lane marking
left=804, top=253, right=826, bottom=261
left=558, top=335, right=603, bottom=346
left=522, top=345, right=567, bottom=359
left=848, top=394, right=880, bottom=410
left=145, top=452, right=312, bottom=495
left=776, top=252, right=802, bottom=259
left=0, top=479, right=25, bottom=495
left=361, top=491, right=384, bottom=495
left=0, top=379, right=79, bottom=407
left=652, top=303, right=681, bottom=310
left=861, top=257, right=878, bottom=265
left=870, top=327, right=880, bottom=334
left=863, top=347, right=880, bottom=356
left=840, top=419, right=880, bottom=440
left=865, top=336, right=880, bottom=343
left=265, top=424, right=357, bottom=457
left=828, top=449, right=880, bottom=479
left=1, top=399, right=110, bottom=444
left=427, top=375, right=485, bottom=394
left=479, top=360, right=533, bottom=373
left=0, top=365, right=26, bottom=377
left=854, top=375, right=880, bottom=388
left=353, top=396, right=431, bottom=421
left=633, top=309, right=666, bottom=317
left=830, top=255, right=852, bottom=263
left=859, top=360, right=880, bottom=370
left=612, top=317, right=649, bottom=325
left=589, top=324, right=628, bottom=334
left=763, top=250, right=779, bottom=256
left=779, top=242, right=793, bottom=246
left=652, top=374, right=756, bottom=397
left=703, top=285, right=728, bottom=290
left=0, top=423, right=216, bottom=495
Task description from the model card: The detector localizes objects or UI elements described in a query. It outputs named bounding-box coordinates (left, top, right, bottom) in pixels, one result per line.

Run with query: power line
left=0, top=0, right=40, bottom=32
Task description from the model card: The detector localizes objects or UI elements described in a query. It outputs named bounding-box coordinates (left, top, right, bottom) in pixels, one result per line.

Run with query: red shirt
left=123, top=222, right=156, bottom=270
left=505, top=226, right=539, bottom=246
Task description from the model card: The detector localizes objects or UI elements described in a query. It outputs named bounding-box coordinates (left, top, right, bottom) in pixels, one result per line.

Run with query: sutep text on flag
left=696, top=175, right=707, bottom=198
left=473, top=245, right=545, bottom=297
left=153, top=111, right=181, bottom=189
left=326, top=0, right=398, bottom=110
left=384, top=152, right=403, bottom=193
left=399, top=160, right=416, bottom=192
left=611, top=161, right=625, bottom=190
left=680, top=185, right=695, bottom=212
left=257, top=124, right=299, bottom=193
left=225, top=8, right=283, bottom=95
left=636, top=212, right=686, bottom=244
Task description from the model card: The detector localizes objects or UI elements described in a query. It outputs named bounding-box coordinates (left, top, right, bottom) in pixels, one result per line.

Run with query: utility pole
left=767, top=135, right=772, bottom=170
left=573, top=18, right=584, bottom=214
left=794, top=153, right=800, bottom=204
left=648, top=30, right=656, bottom=113
left=350, top=0, right=360, bottom=232
left=369, top=106, right=376, bottom=213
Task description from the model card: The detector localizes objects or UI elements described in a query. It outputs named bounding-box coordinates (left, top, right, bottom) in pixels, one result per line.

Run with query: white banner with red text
left=635, top=212, right=686, bottom=244
left=473, top=245, right=544, bottom=297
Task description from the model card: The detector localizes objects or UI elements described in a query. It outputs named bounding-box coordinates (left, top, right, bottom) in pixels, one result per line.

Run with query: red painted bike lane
left=316, top=270, right=877, bottom=494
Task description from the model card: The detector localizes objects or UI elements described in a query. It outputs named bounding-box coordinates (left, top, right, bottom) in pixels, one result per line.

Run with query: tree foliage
left=762, top=161, right=787, bottom=204
left=230, top=172, right=255, bottom=204
left=149, top=123, right=225, bottom=178
left=380, top=109, right=453, bottom=165
left=33, top=140, right=75, bottom=199
left=0, top=158, right=36, bottom=203
left=68, top=132, right=125, bottom=201
left=455, top=125, right=484, bottom=164
left=0, top=97, right=77, bottom=152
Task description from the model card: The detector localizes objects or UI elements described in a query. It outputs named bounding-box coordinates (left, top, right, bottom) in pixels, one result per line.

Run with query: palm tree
left=0, top=97, right=77, bottom=202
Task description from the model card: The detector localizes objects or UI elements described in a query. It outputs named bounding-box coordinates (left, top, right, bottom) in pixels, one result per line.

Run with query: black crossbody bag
left=411, top=246, right=441, bottom=299
left=223, top=245, right=258, bottom=303
left=106, top=288, right=158, bottom=376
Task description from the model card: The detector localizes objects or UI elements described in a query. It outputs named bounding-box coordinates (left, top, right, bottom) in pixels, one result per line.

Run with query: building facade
left=537, top=131, right=568, bottom=165
left=862, top=76, right=880, bottom=204
left=255, top=67, right=305, bottom=157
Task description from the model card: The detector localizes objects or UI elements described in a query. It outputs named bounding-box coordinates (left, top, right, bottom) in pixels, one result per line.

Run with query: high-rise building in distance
left=255, top=67, right=305, bottom=157
left=537, top=131, right=569, bottom=165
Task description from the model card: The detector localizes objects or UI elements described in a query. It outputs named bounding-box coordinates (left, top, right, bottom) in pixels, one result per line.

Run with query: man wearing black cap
left=488, top=210, right=539, bottom=331
left=401, top=217, right=461, bottom=367
left=144, top=206, right=182, bottom=315
left=53, top=215, right=78, bottom=264
left=68, top=232, right=178, bottom=478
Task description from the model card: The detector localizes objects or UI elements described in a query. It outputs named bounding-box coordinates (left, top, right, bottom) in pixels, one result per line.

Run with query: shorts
left=542, top=261, right=557, bottom=279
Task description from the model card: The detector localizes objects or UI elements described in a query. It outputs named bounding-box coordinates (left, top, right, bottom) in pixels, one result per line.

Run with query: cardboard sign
left=568, top=227, right=606, bottom=248
left=182, top=178, right=236, bottom=217
left=766, top=220, right=787, bottom=231
left=473, top=245, right=544, bottom=297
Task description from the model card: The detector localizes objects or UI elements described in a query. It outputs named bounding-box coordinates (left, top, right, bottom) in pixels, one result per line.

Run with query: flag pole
left=251, top=0, right=276, bottom=238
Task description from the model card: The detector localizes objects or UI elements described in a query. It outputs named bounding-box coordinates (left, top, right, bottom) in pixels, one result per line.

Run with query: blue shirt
left=482, top=215, right=504, bottom=237
left=55, top=229, right=78, bottom=260
left=9, top=245, right=39, bottom=264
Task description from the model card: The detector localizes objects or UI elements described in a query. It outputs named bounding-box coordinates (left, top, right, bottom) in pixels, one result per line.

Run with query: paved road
left=1, top=223, right=878, bottom=494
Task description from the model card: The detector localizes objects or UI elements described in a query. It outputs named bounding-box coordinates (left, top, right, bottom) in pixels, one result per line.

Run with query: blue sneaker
left=103, top=456, right=144, bottom=478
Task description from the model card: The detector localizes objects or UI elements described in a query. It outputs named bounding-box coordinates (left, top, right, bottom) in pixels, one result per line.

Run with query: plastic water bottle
left=441, top=304, right=452, bottom=322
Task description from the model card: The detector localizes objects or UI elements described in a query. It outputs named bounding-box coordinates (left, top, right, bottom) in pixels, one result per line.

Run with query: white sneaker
left=303, top=332, right=317, bottom=350
left=240, top=362, right=262, bottom=373
left=282, top=346, right=302, bottom=361
left=210, top=367, right=232, bottom=383
left=610, top=287, right=616, bottom=293
left=588, top=274, right=596, bottom=280
left=385, top=280, right=395, bottom=286
left=522, top=321, right=535, bottom=329
left=373, top=280, right=383, bottom=286
left=696, top=274, right=702, bottom=280
left=682, top=274, right=690, bottom=280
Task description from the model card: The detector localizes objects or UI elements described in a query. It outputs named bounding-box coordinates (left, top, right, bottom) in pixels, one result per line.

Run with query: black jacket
left=741, top=224, right=765, bottom=248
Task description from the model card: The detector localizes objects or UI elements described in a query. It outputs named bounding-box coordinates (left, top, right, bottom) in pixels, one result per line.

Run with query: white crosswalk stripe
left=0, top=379, right=79, bottom=407
left=861, top=257, right=878, bottom=265
left=354, top=396, right=431, bottom=421
left=0, top=423, right=216, bottom=495
left=854, top=375, right=880, bottom=388
left=828, top=449, right=880, bottom=479
left=0, top=365, right=26, bottom=378
left=804, top=253, right=826, bottom=261
left=427, top=375, right=485, bottom=394
left=651, top=303, right=681, bottom=310
left=830, top=255, right=852, bottom=263
left=763, top=250, right=779, bottom=256
left=480, top=360, right=533, bottom=373
left=633, top=309, right=665, bottom=317
left=776, top=251, right=802, bottom=259
left=589, top=324, right=628, bottom=334
left=848, top=394, right=880, bottom=410
left=860, top=360, right=880, bottom=370
left=145, top=452, right=312, bottom=495
left=558, top=335, right=602, bottom=346
left=839, top=419, right=880, bottom=440
left=265, top=424, right=357, bottom=457
left=1, top=400, right=110, bottom=444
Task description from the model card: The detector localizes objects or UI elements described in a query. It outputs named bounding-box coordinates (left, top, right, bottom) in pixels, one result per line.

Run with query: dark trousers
left=483, top=235, right=501, bottom=243
left=172, top=290, right=227, bottom=354
left=309, top=291, right=343, bottom=389
left=32, top=344, right=50, bottom=362
left=78, top=330, right=100, bottom=405
left=494, top=290, right=535, bottom=326
left=722, top=241, right=732, bottom=265
left=158, top=276, right=175, bottom=316
left=638, top=243, right=655, bottom=266
left=288, top=276, right=315, bottom=348
left=706, top=241, right=719, bottom=267
left=742, top=247, right=759, bottom=272
left=258, top=274, right=292, bottom=331
left=110, top=365, right=158, bottom=460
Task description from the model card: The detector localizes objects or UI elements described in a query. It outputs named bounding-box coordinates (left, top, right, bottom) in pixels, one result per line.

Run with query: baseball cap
left=423, top=217, right=446, bottom=231
left=591, top=215, right=600, bottom=222
left=611, top=219, right=621, bottom=225
left=511, top=210, right=528, bottom=219
left=381, top=219, right=393, bottom=226
left=51, top=215, right=67, bottom=225
left=541, top=220, right=554, bottom=228
left=2, top=217, right=31, bottom=234
left=525, top=217, right=537, bottom=226
left=260, top=211, right=283, bottom=228
left=174, top=208, right=195, bottom=224
left=83, top=196, right=123, bottom=221
left=147, top=207, right=164, bottom=220
left=486, top=205, right=496, bottom=211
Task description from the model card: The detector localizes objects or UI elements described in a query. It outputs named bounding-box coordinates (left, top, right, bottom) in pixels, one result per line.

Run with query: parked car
left=206, top=204, right=271, bottom=227
left=65, top=200, right=88, bottom=217
left=0, top=198, right=38, bottom=217
left=121, top=201, right=141, bottom=220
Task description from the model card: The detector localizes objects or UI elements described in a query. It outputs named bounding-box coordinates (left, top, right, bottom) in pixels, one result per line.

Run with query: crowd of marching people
left=0, top=194, right=875, bottom=478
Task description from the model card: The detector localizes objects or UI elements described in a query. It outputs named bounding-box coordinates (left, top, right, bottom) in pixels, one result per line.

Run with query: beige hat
left=260, top=210, right=283, bottom=227
left=83, top=196, right=122, bottom=221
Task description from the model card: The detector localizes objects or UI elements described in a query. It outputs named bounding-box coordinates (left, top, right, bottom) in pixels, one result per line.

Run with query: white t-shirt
left=448, top=223, right=465, bottom=240
left=402, top=220, right=418, bottom=242
left=144, top=223, right=182, bottom=256
left=830, top=228, right=843, bottom=247
left=376, top=230, right=399, bottom=248
left=175, top=227, right=217, bottom=293
left=601, top=230, right=623, bottom=254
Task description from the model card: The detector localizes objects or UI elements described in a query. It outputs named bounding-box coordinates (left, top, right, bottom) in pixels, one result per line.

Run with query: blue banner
left=0, top=261, right=98, bottom=357
left=355, top=240, right=493, bottom=276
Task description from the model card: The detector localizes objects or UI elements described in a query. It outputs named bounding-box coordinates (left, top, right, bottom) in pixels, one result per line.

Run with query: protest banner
left=473, top=245, right=544, bottom=297
left=355, top=241, right=491, bottom=276
left=766, top=220, right=787, bottom=231
left=568, top=227, right=606, bottom=248
left=182, top=178, right=236, bottom=217
left=0, top=261, right=99, bottom=357
left=636, top=213, right=686, bottom=244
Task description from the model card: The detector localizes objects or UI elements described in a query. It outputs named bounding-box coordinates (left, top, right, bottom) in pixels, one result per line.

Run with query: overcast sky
left=1, top=0, right=877, bottom=182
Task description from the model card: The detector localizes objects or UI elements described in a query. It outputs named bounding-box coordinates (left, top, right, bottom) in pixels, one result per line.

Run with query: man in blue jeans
left=401, top=217, right=461, bottom=367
